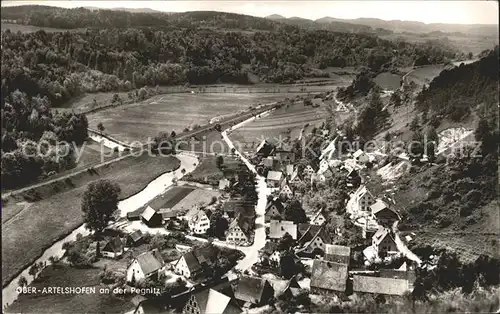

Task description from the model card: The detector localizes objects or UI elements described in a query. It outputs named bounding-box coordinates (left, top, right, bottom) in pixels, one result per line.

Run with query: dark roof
left=135, top=249, right=164, bottom=275
left=161, top=210, right=180, bottom=219
left=265, top=198, right=284, bottom=213
left=142, top=206, right=160, bottom=221
left=178, top=245, right=218, bottom=273
left=127, top=211, right=141, bottom=219
left=259, top=241, right=278, bottom=255
left=128, top=230, right=143, bottom=243
left=222, top=200, right=255, bottom=217
left=297, top=224, right=330, bottom=245
left=233, top=276, right=273, bottom=304
left=228, top=214, right=252, bottom=236
left=269, top=220, right=297, bottom=239
left=310, top=260, right=348, bottom=292
left=102, top=237, right=124, bottom=253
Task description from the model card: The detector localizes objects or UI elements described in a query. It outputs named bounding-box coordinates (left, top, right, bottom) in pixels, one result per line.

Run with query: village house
left=302, top=165, right=316, bottom=179
left=372, top=227, right=398, bottom=257
left=222, top=199, right=255, bottom=220
left=264, top=198, right=285, bottom=223
left=141, top=206, right=163, bottom=227
left=325, top=244, right=351, bottom=265
left=353, top=149, right=369, bottom=164
left=185, top=207, right=210, bottom=235
left=268, top=220, right=297, bottom=240
left=310, top=260, right=349, bottom=295
left=296, top=224, right=332, bottom=257
left=233, top=276, right=275, bottom=307
left=126, top=230, right=144, bottom=247
left=279, top=181, right=294, bottom=200
left=289, top=168, right=304, bottom=187
left=266, top=170, right=283, bottom=188
left=174, top=245, right=218, bottom=279
left=285, top=164, right=295, bottom=179
left=353, top=186, right=376, bottom=213
left=309, top=209, right=327, bottom=226
left=259, top=241, right=280, bottom=266
left=126, top=249, right=165, bottom=283
left=353, top=275, right=412, bottom=296
left=370, top=199, right=401, bottom=226
left=346, top=168, right=362, bottom=188
left=226, top=214, right=252, bottom=244
left=182, top=288, right=241, bottom=314
left=101, top=237, right=125, bottom=259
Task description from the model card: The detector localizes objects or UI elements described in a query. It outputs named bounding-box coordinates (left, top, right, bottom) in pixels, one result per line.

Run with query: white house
left=296, top=224, right=331, bottom=257
left=372, top=228, right=398, bottom=256
left=185, top=207, right=210, bottom=234
left=370, top=199, right=401, bottom=227
left=269, top=220, right=297, bottom=240
left=174, top=245, right=217, bottom=279
left=126, top=249, right=165, bottom=283
left=226, top=216, right=252, bottom=244
left=265, top=198, right=285, bottom=222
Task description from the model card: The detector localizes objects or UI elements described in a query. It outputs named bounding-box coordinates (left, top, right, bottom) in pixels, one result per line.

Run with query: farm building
left=126, top=249, right=165, bottom=283
left=127, top=230, right=144, bottom=247
left=101, top=237, right=124, bottom=259
left=174, top=245, right=218, bottom=279
left=268, top=220, right=297, bottom=240
left=127, top=211, right=141, bottom=221
left=310, top=260, right=348, bottom=295
left=324, top=244, right=351, bottom=265
left=352, top=275, right=412, bottom=296
left=233, top=276, right=275, bottom=306
left=182, top=288, right=241, bottom=314
left=141, top=206, right=163, bottom=227
left=370, top=199, right=401, bottom=226
left=296, top=224, right=332, bottom=257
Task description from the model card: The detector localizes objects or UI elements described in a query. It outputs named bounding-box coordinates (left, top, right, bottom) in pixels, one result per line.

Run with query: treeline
left=2, top=7, right=458, bottom=106
left=1, top=90, right=88, bottom=189
left=416, top=47, right=499, bottom=122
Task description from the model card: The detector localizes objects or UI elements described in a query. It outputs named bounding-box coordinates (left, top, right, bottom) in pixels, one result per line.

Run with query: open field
left=0, top=22, right=76, bottom=33
left=184, top=156, right=241, bottom=183
left=229, top=99, right=328, bottom=151
left=374, top=72, right=402, bottom=90
left=1, top=154, right=180, bottom=287
left=405, top=65, right=445, bottom=87
left=6, top=265, right=134, bottom=313
left=87, top=93, right=306, bottom=143
left=128, top=185, right=196, bottom=218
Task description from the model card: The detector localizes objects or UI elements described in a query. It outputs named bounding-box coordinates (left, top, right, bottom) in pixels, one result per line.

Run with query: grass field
left=6, top=265, right=134, bottom=313
left=229, top=99, right=328, bottom=151
left=1, top=153, right=180, bottom=287
left=170, top=188, right=220, bottom=212
left=0, top=22, right=73, bottom=33
left=374, top=72, right=402, bottom=90
left=405, top=65, right=445, bottom=87
left=184, top=156, right=241, bottom=182
left=87, top=93, right=306, bottom=143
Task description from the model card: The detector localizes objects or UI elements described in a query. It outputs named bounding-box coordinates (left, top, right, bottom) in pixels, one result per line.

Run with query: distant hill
left=265, top=14, right=286, bottom=20
left=84, top=7, right=162, bottom=14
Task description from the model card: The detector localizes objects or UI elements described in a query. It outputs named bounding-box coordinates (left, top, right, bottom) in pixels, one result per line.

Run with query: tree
left=284, top=200, right=307, bottom=224
left=278, top=233, right=295, bottom=251
left=280, top=250, right=299, bottom=279
left=18, top=276, right=28, bottom=287
left=28, top=263, right=39, bottom=278
left=216, top=155, right=224, bottom=169
left=97, top=122, right=105, bottom=134
left=475, top=118, right=497, bottom=155
left=81, top=180, right=121, bottom=244
left=170, top=130, right=176, bottom=138
left=207, top=210, right=229, bottom=239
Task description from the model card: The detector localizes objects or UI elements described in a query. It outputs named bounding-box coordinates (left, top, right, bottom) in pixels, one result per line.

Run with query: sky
left=1, top=1, right=498, bottom=25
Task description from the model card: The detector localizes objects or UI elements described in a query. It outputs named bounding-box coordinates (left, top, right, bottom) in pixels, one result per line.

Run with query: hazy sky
left=2, top=1, right=498, bottom=25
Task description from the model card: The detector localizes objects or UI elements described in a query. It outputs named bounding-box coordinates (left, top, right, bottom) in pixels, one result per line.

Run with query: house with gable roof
left=266, top=170, right=283, bottom=188
left=370, top=199, right=401, bottom=227
left=126, top=249, right=165, bottom=283
left=353, top=275, right=412, bottom=296
left=310, top=260, right=349, bottom=295
left=353, top=186, right=376, bottom=213
left=126, top=230, right=144, bottom=247
left=182, top=288, right=241, bottom=314
left=101, top=237, right=125, bottom=259
left=353, top=149, right=369, bottom=164
left=226, top=214, right=252, bottom=244
left=309, top=209, right=327, bottom=226
left=232, top=276, right=275, bottom=307
left=296, top=224, right=332, bottom=257
left=264, top=198, right=285, bottom=222
left=184, top=207, right=210, bottom=235
left=302, top=165, right=316, bottom=179
left=174, top=245, right=218, bottom=279
left=279, top=181, right=294, bottom=200
left=141, top=206, right=163, bottom=227
left=372, top=227, right=398, bottom=257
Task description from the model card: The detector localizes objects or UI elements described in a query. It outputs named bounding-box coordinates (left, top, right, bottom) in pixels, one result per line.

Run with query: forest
left=1, top=6, right=459, bottom=108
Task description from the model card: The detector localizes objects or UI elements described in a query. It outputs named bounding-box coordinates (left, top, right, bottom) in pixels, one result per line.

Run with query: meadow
left=374, top=72, right=402, bottom=91
left=1, top=22, right=76, bottom=33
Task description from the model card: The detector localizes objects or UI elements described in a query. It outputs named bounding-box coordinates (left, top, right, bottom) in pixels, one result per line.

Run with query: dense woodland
left=1, top=6, right=458, bottom=108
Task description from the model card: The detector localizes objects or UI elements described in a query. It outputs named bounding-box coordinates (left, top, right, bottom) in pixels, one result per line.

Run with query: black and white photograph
left=0, top=0, right=499, bottom=313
